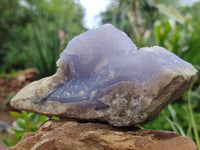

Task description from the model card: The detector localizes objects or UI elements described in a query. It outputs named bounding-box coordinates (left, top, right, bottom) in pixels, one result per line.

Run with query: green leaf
left=12, top=121, right=25, bottom=131
left=28, top=113, right=39, bottom=122
left=12, top=130, right=24, bottom=140
left=51, top=116, right=60, bottom=120
left=2, top=138, right=10, bottom=147
left=10, top=111, right=23, bottom=119
left=38, top=115, right=48, bottom=123
left=174, top=122, right=186, bottom=136
left=154, top=21, right=161, bottom=45
left=2, top=133, right=19, bottom=147
left=166, top=117, right=178, bottom=133
left=161, top=21, right=171, bottom=45
left=167, top=104, right=177, bottom=121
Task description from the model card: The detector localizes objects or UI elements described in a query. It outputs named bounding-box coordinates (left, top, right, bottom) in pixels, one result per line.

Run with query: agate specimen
left=11, top=24, right=197, bottom=126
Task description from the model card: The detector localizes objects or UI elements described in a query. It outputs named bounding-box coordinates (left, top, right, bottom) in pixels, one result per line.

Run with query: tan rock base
left=9, top=119, right=198, bottom=150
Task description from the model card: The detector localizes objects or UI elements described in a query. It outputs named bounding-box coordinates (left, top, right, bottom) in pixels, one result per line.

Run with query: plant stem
left=188, top=79, right=200, bottom=149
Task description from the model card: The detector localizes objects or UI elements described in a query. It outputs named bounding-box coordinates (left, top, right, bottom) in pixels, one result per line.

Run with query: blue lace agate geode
left=10, top=24, right=197, bottom=126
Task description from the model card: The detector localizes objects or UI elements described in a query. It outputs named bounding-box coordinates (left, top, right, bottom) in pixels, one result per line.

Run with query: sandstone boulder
left=8, top=120, right=198, bottom=150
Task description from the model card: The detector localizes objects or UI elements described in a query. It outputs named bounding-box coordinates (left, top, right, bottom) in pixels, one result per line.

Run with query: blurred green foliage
left=3, top=111, right=60, bottom=147
left=0, top=0, right=85, bottom=77
left=3, top=111, right=48, bottom=147
left=1, top=92, right=15, bottom=110
left=101, top=0, right=200, bottom=148
left=101, top=0, right=200, bottom=70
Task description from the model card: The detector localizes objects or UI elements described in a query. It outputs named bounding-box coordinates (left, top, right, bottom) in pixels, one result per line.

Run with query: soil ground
left=0, top=69, right=38, bottom=149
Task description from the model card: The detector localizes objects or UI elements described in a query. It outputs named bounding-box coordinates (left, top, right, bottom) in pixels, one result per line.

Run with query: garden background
left=0, top=0, right=199, bottom=149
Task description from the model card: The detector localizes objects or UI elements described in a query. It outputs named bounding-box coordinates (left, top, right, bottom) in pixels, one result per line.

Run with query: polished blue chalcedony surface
left=60, top=24, right=137, bottom=79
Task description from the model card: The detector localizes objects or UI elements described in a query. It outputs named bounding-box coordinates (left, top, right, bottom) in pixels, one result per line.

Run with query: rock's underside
left=10, top=24, right=198, bottom=126
left=8, top=120, right=198, bottom=150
